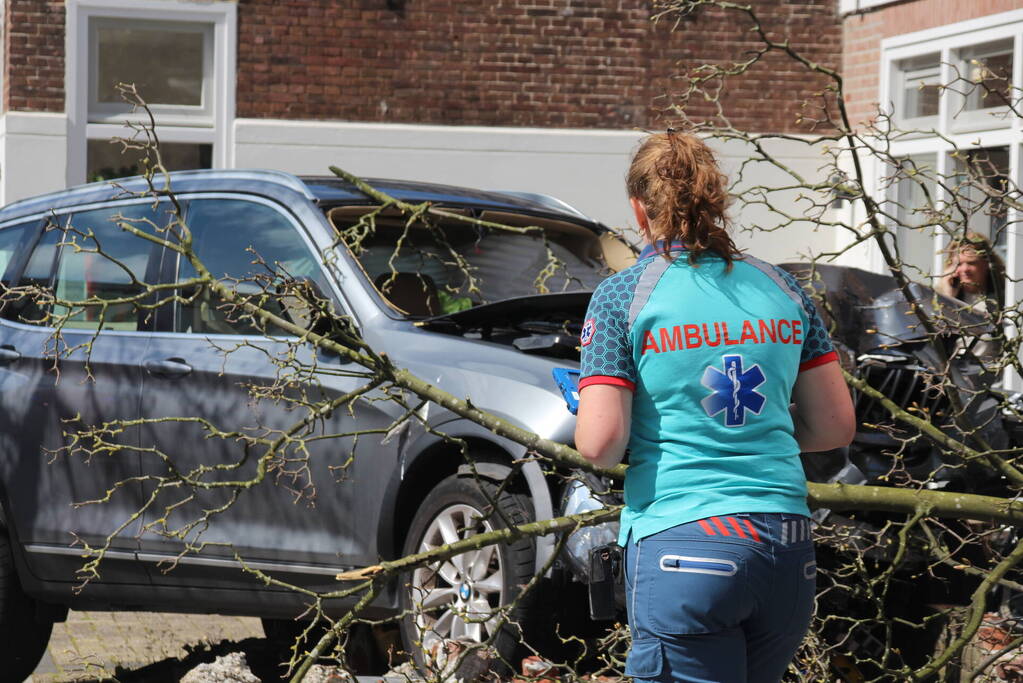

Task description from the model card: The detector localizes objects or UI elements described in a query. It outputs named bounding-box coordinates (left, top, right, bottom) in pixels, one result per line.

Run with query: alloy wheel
left=408, top=502, right=505, bottom=651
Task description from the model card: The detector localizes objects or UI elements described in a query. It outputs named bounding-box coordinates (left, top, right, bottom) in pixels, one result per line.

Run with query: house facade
left=840, top=0, right=1023, bottom=284
left=3, top=1, right=1021, bottom=268
left=837, top=0, right=1023, bottom=386
left=0, top=0, right=840, bottom=262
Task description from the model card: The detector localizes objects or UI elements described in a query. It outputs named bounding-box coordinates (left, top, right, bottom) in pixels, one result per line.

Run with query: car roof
left=0, top=169, right=318, bottom=222
left=300, top=175, right=594, bottom=222
left=0, top=169, right=597, bottom=226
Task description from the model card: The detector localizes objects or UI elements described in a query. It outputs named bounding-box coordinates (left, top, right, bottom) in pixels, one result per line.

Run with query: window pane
left=965, top=48, right=1013, bottom=111
left=951, top=146, right=1010, bottom=262
left=87, top=139, right=212, bottom=183
left=900, top=56, right=941, bottom=119
left=0, top=223, right=30, bottom=285
left=343, top=216, right=605, bottom=313
left=15, top=224, right=62, bottom=324
left=176, top=199, right=330, bottom=335
left=45, top=205, right=167, bottom=331
left=95, top=23, right=205, bottom=106
left=0, top=223, right=34, bottom=319
left=904, top=77, right=940, bottom=118
left=895, top=154, right=939, bottom=279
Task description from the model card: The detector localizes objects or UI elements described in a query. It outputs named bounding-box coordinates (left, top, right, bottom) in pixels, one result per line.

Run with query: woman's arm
left=790, top=361, right=856, bottom=452
left=575, top=384, right=633, bottom=469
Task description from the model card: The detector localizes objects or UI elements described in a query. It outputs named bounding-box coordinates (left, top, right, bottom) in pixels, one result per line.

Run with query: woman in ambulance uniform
left=575, top=132, right=855, bottom=683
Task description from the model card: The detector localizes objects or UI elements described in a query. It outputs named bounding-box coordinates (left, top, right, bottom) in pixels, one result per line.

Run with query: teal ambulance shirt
left=578, top=244, right=837, bottom=545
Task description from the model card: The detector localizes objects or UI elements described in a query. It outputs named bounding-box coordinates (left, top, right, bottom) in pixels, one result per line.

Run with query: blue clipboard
left=552, top=368, right=581, bottom=415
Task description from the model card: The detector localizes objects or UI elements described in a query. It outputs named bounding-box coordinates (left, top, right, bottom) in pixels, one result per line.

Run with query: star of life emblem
left=580, top=318, right=596, bottom=346
left=700, top=354, right=766, bottom=427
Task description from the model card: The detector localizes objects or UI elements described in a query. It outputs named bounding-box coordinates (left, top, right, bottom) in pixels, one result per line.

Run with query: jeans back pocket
left=639, top=541, right=750, bottom=636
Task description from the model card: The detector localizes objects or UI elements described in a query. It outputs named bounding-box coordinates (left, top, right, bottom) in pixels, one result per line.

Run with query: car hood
left=373, top=324, right=580, bottom=445
left=417, top=291, right=592, bottom=361
left=418, top=265, right=989, bottom=359
left=778, top=262, right=989, bottom=354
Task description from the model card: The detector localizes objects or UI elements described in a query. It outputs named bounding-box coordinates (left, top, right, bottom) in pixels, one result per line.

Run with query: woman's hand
left=937, top=268, right=959, bottom=299
left=575, top=384, right=633, bottom=469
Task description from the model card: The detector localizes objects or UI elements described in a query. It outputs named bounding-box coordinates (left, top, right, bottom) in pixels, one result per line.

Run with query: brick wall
left=843, top=0, right=1021, bottom=128
left=646, top=2, right=842, bottom=133
left=3, top=0, right=840, bottom=134
left=235, top=0, right=840, bottom=133
left=5, top=0, right=65, bottom=112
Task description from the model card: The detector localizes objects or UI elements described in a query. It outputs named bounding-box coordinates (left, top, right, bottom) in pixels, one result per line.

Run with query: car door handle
left=145, top=358, right=192, bottom=378
left=0, top=345, right=20, bottom=364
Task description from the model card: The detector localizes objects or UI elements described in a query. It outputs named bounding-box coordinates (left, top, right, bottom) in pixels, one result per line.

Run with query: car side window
left=9, top=204, right=164, bottom=329
left=175, top=198, right=331, bottom=335
left=13, top=204, right=166, bottom=330
left=0, top=221, right=37, bottom=318
left=44, top=202, right=167, bottom=331
left=0, top=222, right=33, bottom=283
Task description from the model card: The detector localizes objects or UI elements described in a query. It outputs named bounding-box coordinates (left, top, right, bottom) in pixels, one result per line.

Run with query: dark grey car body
left=0, top=170, right=604, bottom=619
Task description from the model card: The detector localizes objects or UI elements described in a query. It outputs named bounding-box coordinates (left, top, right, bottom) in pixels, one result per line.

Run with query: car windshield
left=330, top=206, right=611, bottom=315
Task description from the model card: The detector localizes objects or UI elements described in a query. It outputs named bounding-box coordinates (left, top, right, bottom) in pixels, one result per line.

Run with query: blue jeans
left=624, top=513, right=816, bottom=683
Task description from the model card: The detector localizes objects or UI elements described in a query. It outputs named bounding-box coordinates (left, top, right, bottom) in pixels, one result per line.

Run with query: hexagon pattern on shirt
left=579, top=259, right=651, bottom=383
left=772, top=265, right=834, bottom=364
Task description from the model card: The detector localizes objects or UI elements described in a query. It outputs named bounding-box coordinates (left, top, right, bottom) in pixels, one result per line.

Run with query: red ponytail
left=626, top=131, right=741, bottom=268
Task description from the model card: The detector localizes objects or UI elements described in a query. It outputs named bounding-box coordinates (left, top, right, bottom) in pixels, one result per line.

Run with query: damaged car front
left=778, top=261, right=1023, bottom=673
left=305, top=176, right=634, bottom=661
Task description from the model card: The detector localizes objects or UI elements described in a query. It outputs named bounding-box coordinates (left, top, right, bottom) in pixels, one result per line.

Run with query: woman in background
left=574, top=131, right=855, bottom=682
left=937, top=232, right=1005, bottom=305
left=936, top=232, right=1005, bottom=368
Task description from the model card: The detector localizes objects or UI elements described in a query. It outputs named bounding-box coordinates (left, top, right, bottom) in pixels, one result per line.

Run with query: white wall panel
left=235, top=119, right=837, bottom=265
left=0, top=115, right=839, bottom=266
left=0, top=112, right=69, bottom=206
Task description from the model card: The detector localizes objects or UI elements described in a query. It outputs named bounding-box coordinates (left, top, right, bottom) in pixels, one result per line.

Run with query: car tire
left=398, top=473, right=536, bottom=670
left=0, top=531, right=53, bottom=682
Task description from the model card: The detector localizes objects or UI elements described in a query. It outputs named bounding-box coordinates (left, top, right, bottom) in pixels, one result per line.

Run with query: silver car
left=0, top=170, right=627, bottom=678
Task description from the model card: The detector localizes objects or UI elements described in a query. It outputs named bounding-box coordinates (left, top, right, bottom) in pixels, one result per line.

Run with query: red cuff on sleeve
left=578, top=375, right=637, bottom=392
left=799, top=350, right=839, bottom=372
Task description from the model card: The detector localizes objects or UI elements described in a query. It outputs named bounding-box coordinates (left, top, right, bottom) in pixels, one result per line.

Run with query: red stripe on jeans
left=698, top=519, right=716, bottom=536
left=727, top=517, right=748, bottom=539
left=742, top=519, right=762, bottom=543
left=710, top=516, right=731, bottom=536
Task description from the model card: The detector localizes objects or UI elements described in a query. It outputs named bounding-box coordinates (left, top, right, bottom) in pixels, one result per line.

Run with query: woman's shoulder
left=588, top=257, right=669, bottom=316
left=596, top=255, right=660, bottom=288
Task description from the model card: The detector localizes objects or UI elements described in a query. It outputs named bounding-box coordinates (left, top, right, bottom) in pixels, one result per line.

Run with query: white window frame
left=879, top=8, right=1023, bottom=388
left=893, top=53, right=941, bottom=131
left=880, top=8, right=1023, bottom=273
left=88, top=17, right=215, bottom=125
left=951, top=38, right=1015, bottom=133
left=66, top=0, right=237, bottom=186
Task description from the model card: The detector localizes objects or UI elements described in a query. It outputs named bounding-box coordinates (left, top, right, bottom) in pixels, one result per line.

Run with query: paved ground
left=25, top=611, right=614, bottom=682
left=29, top=611, right=273, bottom=682
left=28, top=611, right=399, bottom=682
